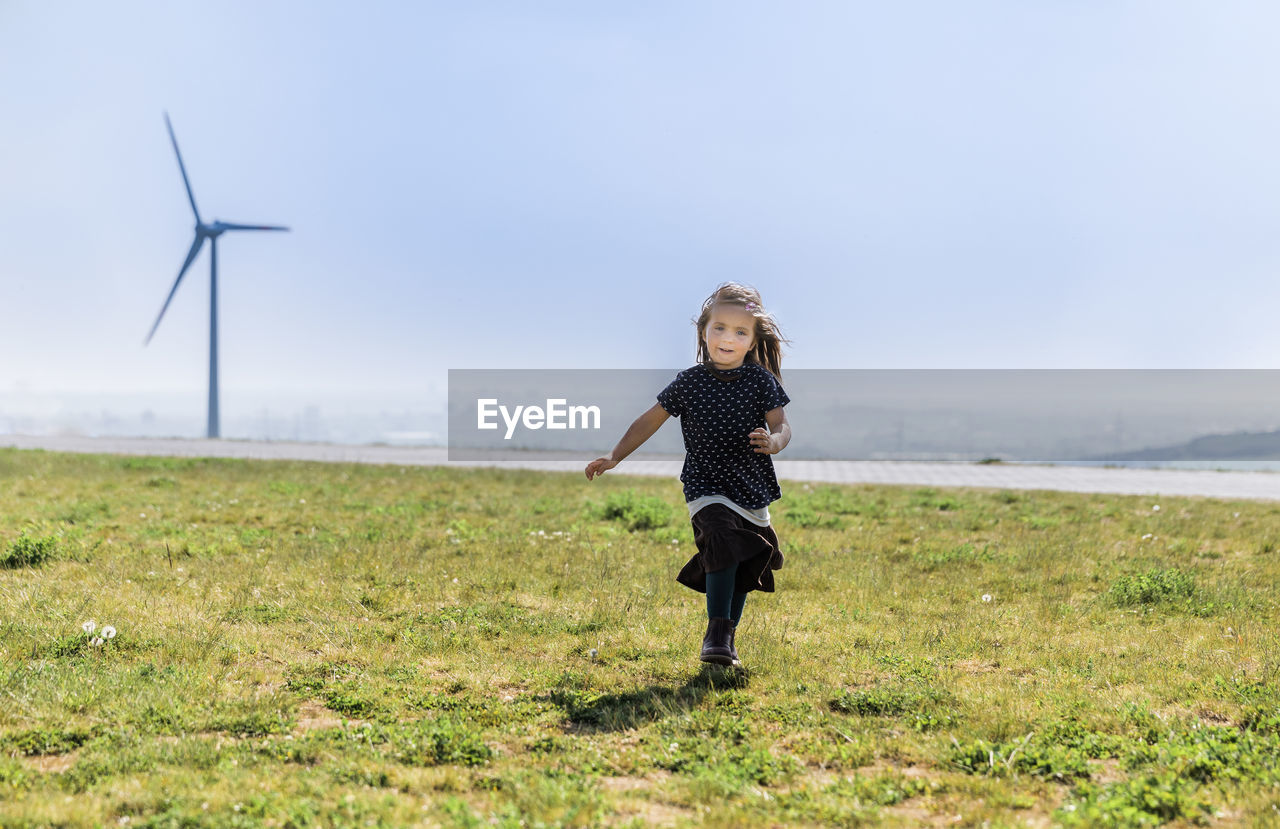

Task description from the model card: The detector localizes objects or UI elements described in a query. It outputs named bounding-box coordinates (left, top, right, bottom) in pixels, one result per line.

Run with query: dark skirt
left=676, top=503, right=785, bottom=595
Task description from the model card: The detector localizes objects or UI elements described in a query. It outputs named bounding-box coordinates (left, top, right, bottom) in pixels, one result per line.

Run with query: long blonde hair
left=694, top=283, right=789, bottom=380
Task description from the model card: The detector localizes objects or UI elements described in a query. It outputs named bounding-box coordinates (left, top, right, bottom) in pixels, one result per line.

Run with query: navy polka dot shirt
left=656, top=362, right=791, bottom=510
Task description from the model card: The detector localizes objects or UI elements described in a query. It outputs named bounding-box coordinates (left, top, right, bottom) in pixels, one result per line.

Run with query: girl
left=585, top=283, right=791, bottom=667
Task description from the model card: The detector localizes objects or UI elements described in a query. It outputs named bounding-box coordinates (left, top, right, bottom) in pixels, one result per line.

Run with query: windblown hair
left=694, top=283, right=790, bottom=381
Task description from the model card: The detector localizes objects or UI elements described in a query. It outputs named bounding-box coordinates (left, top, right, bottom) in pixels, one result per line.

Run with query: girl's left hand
left=749, top=427, right=778, bottom=454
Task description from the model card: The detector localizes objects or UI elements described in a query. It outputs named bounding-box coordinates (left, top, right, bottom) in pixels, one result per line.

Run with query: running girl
left=585, top=283, right=791, bottom=666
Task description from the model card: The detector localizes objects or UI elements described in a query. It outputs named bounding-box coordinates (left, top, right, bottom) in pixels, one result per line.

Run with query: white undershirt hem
left=687, top=495, right=771, bottom=527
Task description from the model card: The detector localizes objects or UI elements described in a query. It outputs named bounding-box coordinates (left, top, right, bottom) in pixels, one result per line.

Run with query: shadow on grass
left=548, top=665, right=748, bottom=733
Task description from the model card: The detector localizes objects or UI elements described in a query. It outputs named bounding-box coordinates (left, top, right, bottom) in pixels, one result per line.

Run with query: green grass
left=2, top=448, right=1280, bottom=826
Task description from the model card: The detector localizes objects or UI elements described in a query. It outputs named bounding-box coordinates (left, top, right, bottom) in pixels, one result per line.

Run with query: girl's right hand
left=584, top=456, right=617, bottom=481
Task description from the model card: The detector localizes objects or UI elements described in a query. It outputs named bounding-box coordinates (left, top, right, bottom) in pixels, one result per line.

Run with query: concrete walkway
left=2, top=434, right=1277, bottom=501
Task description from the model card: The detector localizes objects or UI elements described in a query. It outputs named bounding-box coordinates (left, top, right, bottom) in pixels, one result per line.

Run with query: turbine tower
left=146, top=112, right=289, bottom=438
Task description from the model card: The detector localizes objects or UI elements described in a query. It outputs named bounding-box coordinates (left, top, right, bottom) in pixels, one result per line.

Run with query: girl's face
left=703, top=304, right=757, bottom=370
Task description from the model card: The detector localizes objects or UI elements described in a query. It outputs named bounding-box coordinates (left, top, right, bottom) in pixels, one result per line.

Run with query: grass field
left=2, top=447, right=1280, bottom=827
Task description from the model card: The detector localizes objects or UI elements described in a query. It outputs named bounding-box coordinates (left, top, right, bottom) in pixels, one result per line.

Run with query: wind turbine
left=145, top=112, right=289, bottom=439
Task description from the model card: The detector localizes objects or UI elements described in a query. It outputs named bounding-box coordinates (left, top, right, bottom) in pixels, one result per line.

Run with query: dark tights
left=705, top=562, right=747, bottom=624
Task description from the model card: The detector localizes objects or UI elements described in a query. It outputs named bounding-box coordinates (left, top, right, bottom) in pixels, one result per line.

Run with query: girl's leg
left=726, top=592, right=747, bottom=666
left=704, top=563, right=737, bottom=620
left=701, top=564, right=738, bottom=665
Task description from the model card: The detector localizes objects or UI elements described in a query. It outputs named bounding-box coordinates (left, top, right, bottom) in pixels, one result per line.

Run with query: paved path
left=2, top=435, right=1277, bottom=501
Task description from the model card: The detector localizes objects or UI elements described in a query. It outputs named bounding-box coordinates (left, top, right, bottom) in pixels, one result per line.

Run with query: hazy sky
left=3, top=2, right=1279, bottom=411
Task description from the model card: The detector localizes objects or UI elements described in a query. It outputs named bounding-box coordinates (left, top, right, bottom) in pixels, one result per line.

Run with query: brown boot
left=700, top=617, right=734, bottom=666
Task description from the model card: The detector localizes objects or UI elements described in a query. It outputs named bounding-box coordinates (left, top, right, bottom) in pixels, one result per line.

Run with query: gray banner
left=448, top=369, right=1280, bottom=463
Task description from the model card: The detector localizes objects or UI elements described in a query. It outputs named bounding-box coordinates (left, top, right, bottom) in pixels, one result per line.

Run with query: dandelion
left=452, top=578, right=459, bottom=584
left=298, top=499, right=306, bottom=504
left=589, top=648, right=598, bottom=659
left=102, top=626, right=117, bottom=639
left=1141, top=533, right=1153, bottom=540
left=982, top=594, right=993, bottom=603
left=91, top=637, right=104, bottom=647
left=139, top=513, right=146, bottom=518
left=1234, top=512, right=1240, bottom=518
left=82, top=621, right=96, bottom=634
left=668, top=742, right=679, bottom=752
left=1152, top=505, right=1161, bottom=511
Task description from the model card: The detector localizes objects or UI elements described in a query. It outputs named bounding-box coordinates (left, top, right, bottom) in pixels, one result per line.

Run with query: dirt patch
left=598, top=773, right=689, bottom=826
left=841, top=670, right=896, bottom=688
left=1195, top=707, right=1234, bottom=726
left=22, top=750, right=78, bottom=774
left=600, top=776, right=649, bottom=792
left=952, top=658, right=999, bottom=674
left=796, top=760, right=936, bottom=793
left=155, top=732, right=230, bottom=747
left=610, top=796, right=692, bottom=827
left=802, top=769, right=841, bottom=789
left=1093, top=758, right=1126, bottom=785
left=885, top=800, right=1057, bottom=828
left=1156, top=703, right=1237, bottom=728
left=599, top=772, right=671, bottom=792
left=880, top=804, right=960, bottom=826
left=295, top=699, right=367, bottom=731
left=414, top=662, right=466, bottom=682
left=857, top=759, right=935, bottom=779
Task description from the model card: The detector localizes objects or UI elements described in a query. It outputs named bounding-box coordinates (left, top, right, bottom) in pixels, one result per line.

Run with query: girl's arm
left=749, top=406, right=791, bottom=454
left=585, top=403, right=671, bottom=480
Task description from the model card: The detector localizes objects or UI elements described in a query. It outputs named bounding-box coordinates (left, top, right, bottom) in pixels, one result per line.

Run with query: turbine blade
left=145, top=235, right=205, bottom=345
left=164, top=112, right=202, bottom=224
left=219, top=223, right=290, bottom=232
